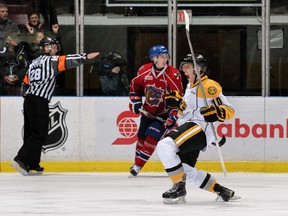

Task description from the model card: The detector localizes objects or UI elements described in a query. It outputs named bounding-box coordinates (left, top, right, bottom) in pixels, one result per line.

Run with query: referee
left=12, top=37, right=100, bottom=176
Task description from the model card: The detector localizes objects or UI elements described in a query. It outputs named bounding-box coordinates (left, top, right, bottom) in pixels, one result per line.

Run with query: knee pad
left=157, top=137, right=180, bottom=168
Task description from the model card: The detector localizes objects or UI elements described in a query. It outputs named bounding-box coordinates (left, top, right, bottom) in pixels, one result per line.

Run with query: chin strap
left=153, top=63, right=164, bottom=72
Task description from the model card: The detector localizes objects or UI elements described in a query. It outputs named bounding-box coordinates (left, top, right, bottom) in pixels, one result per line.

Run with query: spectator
left=0, top=33, right=29, bottom=95
left=0, top=3, right=19, bottom=51
left=93, top=52, right=129, bottom=96
left=19, top=10, right=60, bottom=45
left=30, top=31, right=45, bottom=60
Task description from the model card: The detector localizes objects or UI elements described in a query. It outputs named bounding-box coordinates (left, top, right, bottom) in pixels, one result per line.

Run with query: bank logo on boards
left=112, top=111, right=140, bottom=145
left=217, top=118, right=288, bottom=138
left=113, top=113, right=288, bottom=146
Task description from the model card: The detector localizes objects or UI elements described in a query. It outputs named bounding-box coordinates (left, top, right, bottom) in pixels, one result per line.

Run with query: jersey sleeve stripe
left=23, top=74, right=29, bottom=84
left=58, top=56, right=67, bottom=72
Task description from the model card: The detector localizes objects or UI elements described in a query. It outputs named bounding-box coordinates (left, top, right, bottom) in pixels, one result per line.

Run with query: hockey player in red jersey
left=129, top=45, right=184, bottom=176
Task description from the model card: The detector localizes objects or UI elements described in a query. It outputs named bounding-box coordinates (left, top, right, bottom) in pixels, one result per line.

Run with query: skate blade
left=128, top=174, right=138, bottom=178
left=28, top=170, right=43, bottom=176
left=215, top=194, right=241, bottom=202
left=11, top=161, right=28, bottom=176
left=163, top=196, right=186, bottom=204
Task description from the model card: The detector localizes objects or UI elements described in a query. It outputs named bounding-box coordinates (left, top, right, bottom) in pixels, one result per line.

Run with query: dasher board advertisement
left=1, top=96, right=288, bottom=162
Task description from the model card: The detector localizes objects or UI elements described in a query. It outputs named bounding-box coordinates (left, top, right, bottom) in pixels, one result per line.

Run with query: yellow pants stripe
left=175, top=125, right=202, bottom=147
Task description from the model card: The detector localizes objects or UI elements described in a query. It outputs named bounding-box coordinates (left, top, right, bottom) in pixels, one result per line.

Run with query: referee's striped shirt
left=24, top=53, right=87, bottom=101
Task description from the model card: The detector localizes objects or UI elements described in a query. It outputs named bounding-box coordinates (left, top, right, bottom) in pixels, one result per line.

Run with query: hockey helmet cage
left=149, top=45, right=169, bottom=61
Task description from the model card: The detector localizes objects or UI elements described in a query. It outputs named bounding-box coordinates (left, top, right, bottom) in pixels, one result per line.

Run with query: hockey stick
left=183, top=10, right=227, bottom=176
left=212, top=136, right=226, bottom=147
left=138, top=108, right=166, bottom=122
left=139, top=108, right=172, bottom=139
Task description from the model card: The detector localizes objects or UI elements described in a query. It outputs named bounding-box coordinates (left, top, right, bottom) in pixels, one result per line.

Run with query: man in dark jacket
left=0, top=3, right=19, bottom=51
left=96, top=52, right=129, bottom=96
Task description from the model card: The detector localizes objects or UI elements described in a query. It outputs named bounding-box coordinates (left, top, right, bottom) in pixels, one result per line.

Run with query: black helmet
left=195, top=53, right=207, bottom=70
left=39, top=37, right=60, bottom=51
left=179, top=53, right=207, bottom=72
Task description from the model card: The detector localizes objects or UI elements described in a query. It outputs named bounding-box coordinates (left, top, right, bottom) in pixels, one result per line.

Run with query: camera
left=93, top=52, right=127, bottom=75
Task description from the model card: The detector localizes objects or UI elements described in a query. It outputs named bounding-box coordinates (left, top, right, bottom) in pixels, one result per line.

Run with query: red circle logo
left=118, top=117, right=138, bottom=138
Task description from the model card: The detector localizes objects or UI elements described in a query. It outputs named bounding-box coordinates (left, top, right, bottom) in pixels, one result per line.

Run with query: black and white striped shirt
left=25, top=53, right=87, bottom=100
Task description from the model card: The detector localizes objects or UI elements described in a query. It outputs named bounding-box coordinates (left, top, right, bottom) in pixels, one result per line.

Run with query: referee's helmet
left=39, top=37, right=60, bottom=51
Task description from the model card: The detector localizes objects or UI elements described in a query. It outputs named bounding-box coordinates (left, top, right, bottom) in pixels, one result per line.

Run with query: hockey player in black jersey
left=157, top=54, right=240, bottom=203
left=11, top=37, right=100, bottom=176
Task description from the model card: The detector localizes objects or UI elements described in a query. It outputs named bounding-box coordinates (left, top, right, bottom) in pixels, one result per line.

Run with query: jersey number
left=30, top=68, right=42, bottom=81
left=213, top=97, right=223, bottom=106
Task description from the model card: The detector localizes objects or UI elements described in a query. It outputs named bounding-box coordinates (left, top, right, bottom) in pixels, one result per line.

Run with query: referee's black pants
left=15, top=94, right=49, bottom=169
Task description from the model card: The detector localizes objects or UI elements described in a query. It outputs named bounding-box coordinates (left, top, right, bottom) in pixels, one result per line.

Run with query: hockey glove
left=165, top=90, right=187, bottom=113
left=165, top=109, right=178, bottom=130
left=129, top=92, right=142, bottom=114
left=200, top=106, right=226, bottom=122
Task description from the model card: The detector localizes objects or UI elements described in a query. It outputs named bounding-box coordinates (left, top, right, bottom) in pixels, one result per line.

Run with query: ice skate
left=28, top=166, right=44, bottom=175
left=129, top=164, right=141, bottom=177
left=162, top=181, right=187, bottom=204
left=214, top=184, right=240, bottom=201
left=11, top=159, right=29, bottom=176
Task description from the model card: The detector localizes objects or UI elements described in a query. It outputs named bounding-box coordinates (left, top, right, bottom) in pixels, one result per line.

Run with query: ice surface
left=0, top=172, right=287, bottom=216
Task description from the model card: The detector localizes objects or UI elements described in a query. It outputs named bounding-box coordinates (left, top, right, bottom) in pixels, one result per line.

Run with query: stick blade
left=183, top=10, right=190, bottom=31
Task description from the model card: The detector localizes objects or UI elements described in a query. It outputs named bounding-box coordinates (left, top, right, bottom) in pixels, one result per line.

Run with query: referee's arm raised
left=53, top=52, right=100, bottom=73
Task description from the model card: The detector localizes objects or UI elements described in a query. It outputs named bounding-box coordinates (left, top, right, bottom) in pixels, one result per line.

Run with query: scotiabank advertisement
left=1, top=97, right=287, bottom=162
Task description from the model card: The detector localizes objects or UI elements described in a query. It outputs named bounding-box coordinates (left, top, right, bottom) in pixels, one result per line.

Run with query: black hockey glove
left=165, top=90, right=187, bottom=113
left=200, top=105, right=226, bottom=122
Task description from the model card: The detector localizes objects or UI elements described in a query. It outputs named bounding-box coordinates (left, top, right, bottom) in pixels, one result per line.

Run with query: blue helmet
left=149, top=45, right=169, bottom=61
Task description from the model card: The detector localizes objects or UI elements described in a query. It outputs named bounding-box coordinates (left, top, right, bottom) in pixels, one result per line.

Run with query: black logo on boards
left=21, top=101, right=68, bottom=153
left=42, top=101, right=68, bottom=153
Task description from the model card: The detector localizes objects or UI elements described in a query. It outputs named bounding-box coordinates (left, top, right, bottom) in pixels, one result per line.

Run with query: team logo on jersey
left=112, top=111, right=139, bottom=145
left=42, top=101, right=68, bottom=153
left=208, top=86, right=217, bottom=95
left=145, top=85, right=164, bottom=107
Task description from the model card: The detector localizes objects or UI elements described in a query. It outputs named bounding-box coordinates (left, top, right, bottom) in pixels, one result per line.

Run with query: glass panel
left=3, top=0, right=288, bottom=96
left=106, top=0, right=262, bottom=7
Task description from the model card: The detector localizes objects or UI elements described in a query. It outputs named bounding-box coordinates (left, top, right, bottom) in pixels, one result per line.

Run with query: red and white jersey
left=130, top=62, right=183, bottom=116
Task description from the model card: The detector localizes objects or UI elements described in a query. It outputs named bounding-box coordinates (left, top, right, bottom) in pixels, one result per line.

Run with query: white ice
left=0, top=172, right=288, bottom=216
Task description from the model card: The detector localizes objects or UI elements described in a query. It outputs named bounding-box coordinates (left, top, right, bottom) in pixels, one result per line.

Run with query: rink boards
left=1, top=96, right=288, bottom=172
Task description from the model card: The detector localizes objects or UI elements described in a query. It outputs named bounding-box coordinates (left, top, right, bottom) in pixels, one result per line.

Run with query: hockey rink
left=0, top=172, right=288, bottom=216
